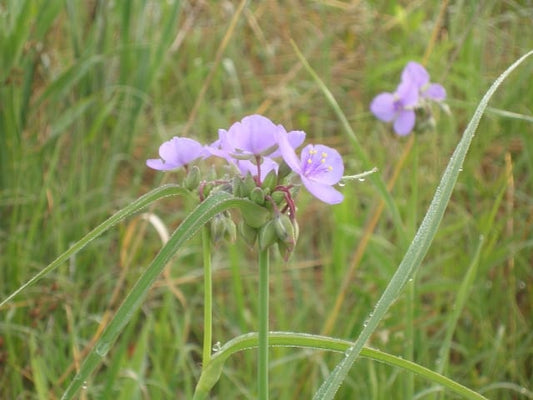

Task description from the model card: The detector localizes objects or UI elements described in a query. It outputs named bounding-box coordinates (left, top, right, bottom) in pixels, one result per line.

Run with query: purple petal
left=147, top=137, right=207, bottom=171
left=236, top=157, right=278, bottom=180
left=287, top=130, right=306, bottom=148
left=401, top=61, right=429, bottom=88
left=423, top=83, right=446, bottom=101
left=300, top=144, right=344, bottom=185
left=370, top=93, right=396, bottom=122
left=393, top=110, right=416, bottom=136
left=396, top=80, right=419, bottom=108
left=274, top=129, right=302, bottom=174
left=226, top=114, right=278, bottom=155
left=146, top=158, right=179, bottom=171
left=301, top=176, right=344, bottom=204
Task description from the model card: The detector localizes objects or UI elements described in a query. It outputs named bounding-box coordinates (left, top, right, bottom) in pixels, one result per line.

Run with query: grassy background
left=1, top=0, right=532, bottom=398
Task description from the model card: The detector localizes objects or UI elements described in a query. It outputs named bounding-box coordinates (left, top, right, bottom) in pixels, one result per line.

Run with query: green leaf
left=60, top=190, right=268, bottom=399
left=312, top=50, right=533, bottom=400
left=0, top=184, right=187, bottom=309
left=193, top=332, right=487, bottom=400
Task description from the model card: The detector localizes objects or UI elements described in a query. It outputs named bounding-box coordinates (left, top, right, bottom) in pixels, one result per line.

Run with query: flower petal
left=300, top=144, right=344, bottom=185
left=370, top=93, right=396, bottom=122
left=274, top=129, right=302, bottom=174
left=226, top=114, right=278, bottom=155
left=236, top=157, right=278, bottom=180
left=393, top=110, right=416, bottom=136
left=401, top=61, right=429, bottom=88
left=146, top=158, right=178, bottom=171
left=423, top=83, right=446, bottom=101
left=148, top=137, right=207, bottom=171
left=396, top=80, right=419, bottom=108
left=301, top=176, right=344, bottom=204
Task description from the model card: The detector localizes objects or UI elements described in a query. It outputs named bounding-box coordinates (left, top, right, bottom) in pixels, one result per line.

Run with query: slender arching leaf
left=193, top=332, right=487, bottom=400
left=0, top=184, right=188, bottom=309
left=61, top=190, right=268, bottom=399
left=313, top=50, right=533, bottom=400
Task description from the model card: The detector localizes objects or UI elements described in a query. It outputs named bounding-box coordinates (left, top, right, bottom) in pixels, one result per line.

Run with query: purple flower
left=370, top=80, right=419, bottom=136
left=276, top=131, right=344, bottom=204
left=371, top=61, right=446, bottom=136
left=402, top=61, right=446, bottom=101
left=146, top=137, right=208, bottom=171
left=209, top=114, right=305, bottom=178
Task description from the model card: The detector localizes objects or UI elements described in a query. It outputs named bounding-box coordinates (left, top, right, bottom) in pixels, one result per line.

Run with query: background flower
left=370, top=79, right=419, bottom=136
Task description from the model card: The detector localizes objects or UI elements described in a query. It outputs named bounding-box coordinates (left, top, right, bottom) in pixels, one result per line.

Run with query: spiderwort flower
left=370, top=79, right=419, bottom=136
left=146, top=137, right=208, bottom=171
left=208, top=114, right=305, bottom=180
left=401, top=61, right=446, bottom=102
left=276, top=131, right=344, bottom=204
left=371, top=61, right=446, bottom=136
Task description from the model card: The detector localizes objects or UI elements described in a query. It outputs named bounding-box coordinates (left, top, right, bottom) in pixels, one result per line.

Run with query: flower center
left=303, top=148, right=333, bottom=177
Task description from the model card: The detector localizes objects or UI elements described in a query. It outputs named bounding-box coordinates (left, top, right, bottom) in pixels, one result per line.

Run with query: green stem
left=202, top=227, right=213, bottom=368
left=258, top=249, right=270, bottom=400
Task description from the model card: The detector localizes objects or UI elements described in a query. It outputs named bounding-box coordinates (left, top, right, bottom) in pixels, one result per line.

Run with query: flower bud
left=270, top=190, right=285, bottom=206
left=261, top=169, right=277, bottom=192
left=210, top=214, right=225, bottom=242
left=275, top=215, right=298, bottom=260
left=184, top=165, right=201, bottom=190
left=238, top=221, right=258, bottom=247
left=232, top=176, right=244, bottom=197
left=274, top=214, right=296, bottom=246
left=241, top=173, right=257, bottom=197
left=258, top=219, right=277, bottom=251
left=210, top=212, right=236, bottom=243
left=249, top=187, right=265, bottom=206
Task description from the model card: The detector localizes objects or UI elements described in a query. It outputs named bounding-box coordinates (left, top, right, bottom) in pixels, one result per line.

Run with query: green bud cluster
left=202, top=170, right=298, bottom=258
left=210, top=211, right=237, bottom=244
left=257, top=213, right=299, bottom=259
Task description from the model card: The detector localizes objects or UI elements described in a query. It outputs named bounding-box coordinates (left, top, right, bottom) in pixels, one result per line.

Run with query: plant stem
left=258, top=249, right=270, bottom=400
left=202, top=227, right=213, bottom=368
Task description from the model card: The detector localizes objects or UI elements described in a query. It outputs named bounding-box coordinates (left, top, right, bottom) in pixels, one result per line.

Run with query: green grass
left=1, top=0, right=532, bottom=399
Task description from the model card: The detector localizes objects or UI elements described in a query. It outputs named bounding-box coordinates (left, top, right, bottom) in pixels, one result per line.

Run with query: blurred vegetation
left=1, top=0, right=532, bottom=398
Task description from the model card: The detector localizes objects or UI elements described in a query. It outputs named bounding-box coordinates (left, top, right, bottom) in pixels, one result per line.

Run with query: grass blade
left=0, top=184, right=187, bottom=309
left=60, top=190, right=268, bottom=399
left=193, top=332, right=487, bottom=400
left=312, top=49, right=533, bottom=400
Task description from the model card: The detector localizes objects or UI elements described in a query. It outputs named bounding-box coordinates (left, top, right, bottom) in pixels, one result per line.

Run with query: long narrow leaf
left=313, top=50, right=533, bottom=400
left=61, top=190, right=268, bottom=399
left=194, top=332, right=486, bottom=400
left=0, top=184, right=187, bottom=309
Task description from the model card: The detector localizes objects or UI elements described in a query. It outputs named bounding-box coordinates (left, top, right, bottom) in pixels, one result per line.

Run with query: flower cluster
left=146, top=114, right=345, bottom=256
left=370, top=61, right=446, bottom=136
